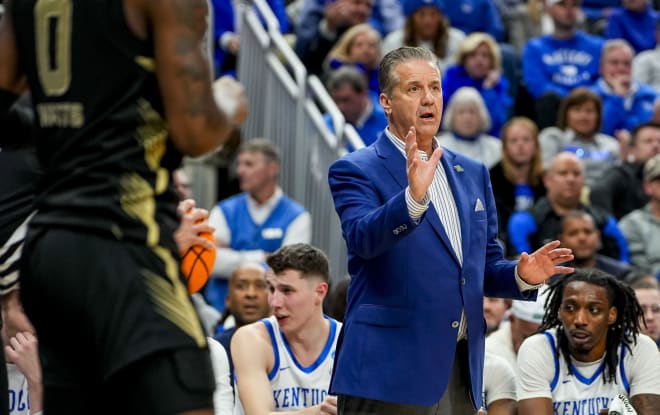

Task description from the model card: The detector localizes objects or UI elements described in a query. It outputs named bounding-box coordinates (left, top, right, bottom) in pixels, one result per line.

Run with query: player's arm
left=487, top=399, right=517, bottom=415
left=231, top=323, right=280, bottom=415
left=146, top=0, right=245, bottom=157
left=517, top=335, right=555, bottom=415
left=231, top=324, right=336, bottom=415
left=518, top=398, right=553, bottom=415
left=630, top=394, right=660, bottom=415
left=0, top=0, right=27, bottom=114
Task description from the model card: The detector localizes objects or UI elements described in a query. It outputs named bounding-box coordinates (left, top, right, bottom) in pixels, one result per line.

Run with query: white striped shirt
left=384, top=129, right=541, bottom=341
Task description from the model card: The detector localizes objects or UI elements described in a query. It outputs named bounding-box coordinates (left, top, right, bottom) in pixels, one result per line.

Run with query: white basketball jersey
left=544, top=330, right=630, bottom=415
left=7, top=364, right=30, bottom=415
left=234, top=315, right=341, bottom=414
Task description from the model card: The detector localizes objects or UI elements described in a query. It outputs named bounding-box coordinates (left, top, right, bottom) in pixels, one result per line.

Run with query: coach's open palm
left=405, top=127, right=443, bottom=203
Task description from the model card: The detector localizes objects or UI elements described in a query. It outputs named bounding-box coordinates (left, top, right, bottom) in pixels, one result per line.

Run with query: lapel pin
left=453, top=164, right=464, bottom=173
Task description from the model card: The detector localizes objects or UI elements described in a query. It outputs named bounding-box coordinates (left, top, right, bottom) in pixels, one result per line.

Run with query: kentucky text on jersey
left=553, top=395, right=610, bottom=415
left=273, top=387, right=328, bottom=408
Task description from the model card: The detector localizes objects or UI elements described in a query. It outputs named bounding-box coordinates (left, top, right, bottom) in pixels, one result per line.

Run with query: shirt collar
left=247, top=186, right=283, bottom=209
left=384, top=127, right=439, bottom=161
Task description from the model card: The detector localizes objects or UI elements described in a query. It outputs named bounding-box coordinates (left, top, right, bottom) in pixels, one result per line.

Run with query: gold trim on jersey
left=135, top=56, right=156, bottom=73
left=121, top=98, right=203, bottom=345
left=143, top=248, right=206, bottom=347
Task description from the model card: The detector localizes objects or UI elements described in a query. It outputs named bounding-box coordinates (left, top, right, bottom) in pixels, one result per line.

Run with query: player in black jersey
left=0, top=0, right=246, bottom=413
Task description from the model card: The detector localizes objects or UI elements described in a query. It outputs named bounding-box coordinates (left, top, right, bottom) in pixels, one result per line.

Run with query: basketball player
left=0, top=0, right=246, bottom=413
left=517, top=269, right=660, bottom=415
left=232, top=244, right=340, bottom=415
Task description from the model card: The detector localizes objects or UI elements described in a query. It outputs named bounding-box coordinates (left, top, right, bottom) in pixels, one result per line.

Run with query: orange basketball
left=180, top=230, right=216, bottom=294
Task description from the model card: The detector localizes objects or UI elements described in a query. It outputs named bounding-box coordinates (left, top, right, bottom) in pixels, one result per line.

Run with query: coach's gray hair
left=378, top=47, right=438, bottom=97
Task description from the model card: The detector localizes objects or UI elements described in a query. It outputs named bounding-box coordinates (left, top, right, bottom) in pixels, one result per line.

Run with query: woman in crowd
left=539, top=87, right=621, bottom=188
left=489, top=116, right=546, bottom=256
left=438, top=87, right=502, bottom=169
left=324, top=23, right=382, bottom=96
left=442, top=32, right=512, bottom=138
left=381, top=0, right=465, bottom=73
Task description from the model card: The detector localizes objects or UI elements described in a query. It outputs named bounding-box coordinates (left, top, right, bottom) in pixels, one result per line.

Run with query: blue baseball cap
left=403, top=0, right=446, bottom=17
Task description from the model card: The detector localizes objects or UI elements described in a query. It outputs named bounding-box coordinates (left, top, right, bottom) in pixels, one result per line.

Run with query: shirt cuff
left=405, top=187, right=429, bottom=222
left=515, top=265, right=544, bottom=291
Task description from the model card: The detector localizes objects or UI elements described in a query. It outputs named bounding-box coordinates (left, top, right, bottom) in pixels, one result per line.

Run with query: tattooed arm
left=127, top=0, right=246, bottom=157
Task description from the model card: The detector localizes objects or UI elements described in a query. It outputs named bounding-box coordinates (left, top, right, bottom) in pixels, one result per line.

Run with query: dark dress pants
left=338, top=340, right=476, bottom=415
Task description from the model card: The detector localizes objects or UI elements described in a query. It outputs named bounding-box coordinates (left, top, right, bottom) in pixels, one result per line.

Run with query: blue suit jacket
left=327, top=133, right=533, bottom=407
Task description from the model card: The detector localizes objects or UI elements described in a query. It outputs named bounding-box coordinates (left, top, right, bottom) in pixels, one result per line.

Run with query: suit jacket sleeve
left=328, top=156, right=417, bottom=260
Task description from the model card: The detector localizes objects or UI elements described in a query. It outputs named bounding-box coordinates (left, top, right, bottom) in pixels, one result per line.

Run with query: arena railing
left=232, top=0, right=368, bottom=280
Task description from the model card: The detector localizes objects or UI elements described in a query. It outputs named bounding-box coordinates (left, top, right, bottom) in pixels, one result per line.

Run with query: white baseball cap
left=511, top=287, right=549, bottom=324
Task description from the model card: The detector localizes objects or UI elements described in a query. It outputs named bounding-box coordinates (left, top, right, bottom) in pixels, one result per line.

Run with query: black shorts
left=20, top=228, right=214, bottom=413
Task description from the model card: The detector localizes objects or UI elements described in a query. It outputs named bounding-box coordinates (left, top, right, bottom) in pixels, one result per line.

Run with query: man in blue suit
left=327, top=46, right=575, bottom=414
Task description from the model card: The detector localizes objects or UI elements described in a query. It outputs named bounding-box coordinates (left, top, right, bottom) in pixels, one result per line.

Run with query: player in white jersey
left=232, top=244, right=340, bottom=415
left=517, top=268, right=660, bottom=415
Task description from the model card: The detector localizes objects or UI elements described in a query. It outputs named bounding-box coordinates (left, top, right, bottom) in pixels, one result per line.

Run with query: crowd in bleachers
left=212, top=0, right=660, bottom=278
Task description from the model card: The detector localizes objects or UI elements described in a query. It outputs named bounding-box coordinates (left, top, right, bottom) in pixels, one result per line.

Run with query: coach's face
left=380, top=59, right=442, bottom=143
left=558, top=281, right=617, bottom=363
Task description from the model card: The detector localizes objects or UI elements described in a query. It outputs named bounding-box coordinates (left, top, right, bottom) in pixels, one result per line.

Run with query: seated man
left=590, top=122, right=660, bottom=220
left=483, top=297, right=512, bottom=335
left=231, top=244, right=340, bottom=414
left=629, top=278, right=660, bottom=348
left=521, top=0, right=604, bottom=129
left=558, top=210, right=633, bottom=280
left=517, top=269, right=660, bottom=415
left=214, top=262, right=270, bottom=389
left=592, top=39, right=659, bottom=138
left=324, top=66, right=387, bottom=151
left=486, top=290, right=548, bottom=374
left=206, top=139, right=311, bottom=311
left=619, top=154, right=660, bottom=276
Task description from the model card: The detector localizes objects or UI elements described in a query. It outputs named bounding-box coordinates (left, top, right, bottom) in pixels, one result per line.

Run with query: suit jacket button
left=461, top=278, right=466, bottom=285
left=451, top=321, right=459, bottom=328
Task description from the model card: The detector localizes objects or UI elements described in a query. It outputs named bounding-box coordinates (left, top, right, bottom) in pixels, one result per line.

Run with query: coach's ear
left=380, top=92, right=391, bottom=117
left=607, top=306, right=617, bottom=326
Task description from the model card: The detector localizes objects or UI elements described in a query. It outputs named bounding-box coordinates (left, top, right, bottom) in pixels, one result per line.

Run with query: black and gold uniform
left=10, top=1, right=213, bottom=412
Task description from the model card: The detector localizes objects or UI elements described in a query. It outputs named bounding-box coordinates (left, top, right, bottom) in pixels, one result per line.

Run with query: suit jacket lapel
left=374, top=132, right=407, bottom=189
left=378, top=134, right=464, bottom=265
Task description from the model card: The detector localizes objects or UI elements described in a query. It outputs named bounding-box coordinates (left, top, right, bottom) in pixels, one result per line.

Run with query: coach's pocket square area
left=474, top=198, right=485, bottom=212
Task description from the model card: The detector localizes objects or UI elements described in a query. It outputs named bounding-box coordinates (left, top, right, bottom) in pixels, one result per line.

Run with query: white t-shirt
left=517, top=329, right=660, bottom=413
left=485, top=321, right=518, bottom=375
left=209, top=337, right=234, bottom=415
left=483, top=352, right=517, bottom=408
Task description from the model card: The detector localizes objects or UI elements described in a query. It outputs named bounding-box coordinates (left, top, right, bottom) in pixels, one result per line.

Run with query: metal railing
left=233, top=0, right=367, bottom=280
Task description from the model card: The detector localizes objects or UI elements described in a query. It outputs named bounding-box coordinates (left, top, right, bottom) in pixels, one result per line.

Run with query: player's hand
left=319, top=395, right=337, bottom=415
left=607, top=74, right=631, bottom=96
left=213, top=76, right=248, bottom=126
left=174, top=200, right=215, bottom=253
left=5, top=332, right=41, bottom=382
left=405, top=126, right=442, bottom=203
